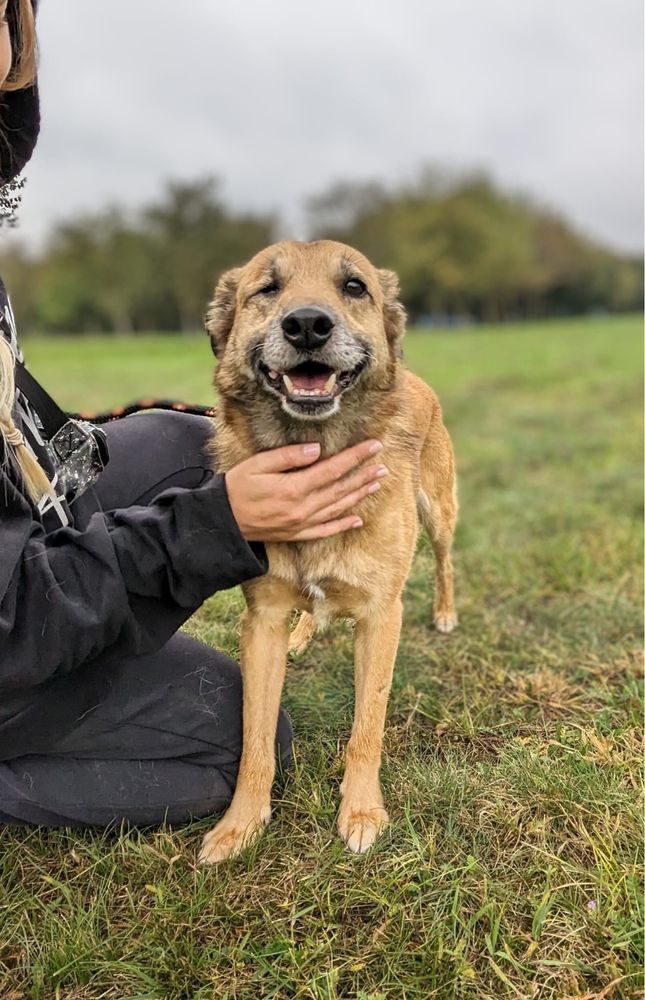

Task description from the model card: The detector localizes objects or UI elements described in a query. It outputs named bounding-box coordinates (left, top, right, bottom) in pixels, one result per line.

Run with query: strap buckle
left=50, top=420, right=109, bottom=498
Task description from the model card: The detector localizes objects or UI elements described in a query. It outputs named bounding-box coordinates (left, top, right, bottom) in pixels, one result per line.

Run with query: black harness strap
left=14, top=360, right=69, bottom=436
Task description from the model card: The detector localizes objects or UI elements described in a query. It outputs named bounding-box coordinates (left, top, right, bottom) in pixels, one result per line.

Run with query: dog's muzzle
left=253, top=310, right=370, bottom=420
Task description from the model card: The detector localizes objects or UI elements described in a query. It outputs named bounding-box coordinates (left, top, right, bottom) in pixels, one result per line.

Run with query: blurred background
left=1, top=0, right=642, bottom=335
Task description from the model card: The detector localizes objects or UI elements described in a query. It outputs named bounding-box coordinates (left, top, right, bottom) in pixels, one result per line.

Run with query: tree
left=306, top=168, right=643, bottom=322
left=143, top=178, right=274, bottom=331
left=5, top=176, right=276, bottom=334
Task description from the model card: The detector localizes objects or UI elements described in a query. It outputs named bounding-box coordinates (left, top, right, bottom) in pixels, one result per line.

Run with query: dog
left=199, top=240, right=457, bottom=863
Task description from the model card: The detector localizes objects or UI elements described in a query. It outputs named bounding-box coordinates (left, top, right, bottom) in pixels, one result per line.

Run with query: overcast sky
left=12, top=0, right=645, bottom=253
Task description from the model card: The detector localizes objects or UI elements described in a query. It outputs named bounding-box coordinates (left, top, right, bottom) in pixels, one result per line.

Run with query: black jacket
left=0, top=287, right=267, bottom=756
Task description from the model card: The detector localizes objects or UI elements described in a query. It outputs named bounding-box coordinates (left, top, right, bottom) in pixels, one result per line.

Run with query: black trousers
left=0, top=412, right=292, bottom=827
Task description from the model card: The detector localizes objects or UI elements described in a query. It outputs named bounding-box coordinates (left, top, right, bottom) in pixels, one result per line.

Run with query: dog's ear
left=205, top=268, right=243, bottom=358
left=377, top=269, right=407, bottom=351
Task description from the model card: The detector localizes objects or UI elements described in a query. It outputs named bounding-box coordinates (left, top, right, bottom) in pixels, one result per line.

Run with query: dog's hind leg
left=418, top=416, right=458, bottom=633
left=199, top=593, right=291, bottom=864
left=288, top=611, right=316, bottom=655
left=338, top=597, right=402, bottom=852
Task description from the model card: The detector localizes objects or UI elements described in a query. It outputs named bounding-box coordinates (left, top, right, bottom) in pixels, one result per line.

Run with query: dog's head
left=206, top=240, right=406, bottom=422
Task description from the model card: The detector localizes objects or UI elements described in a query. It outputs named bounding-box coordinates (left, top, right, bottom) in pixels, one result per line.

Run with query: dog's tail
left=288, top=612, right=316, bottom=655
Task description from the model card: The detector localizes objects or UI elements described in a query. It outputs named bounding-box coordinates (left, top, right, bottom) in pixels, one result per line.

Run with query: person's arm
left=0, top=466, right=267, bottom=691
left=0, top=438, right=386, bottom=692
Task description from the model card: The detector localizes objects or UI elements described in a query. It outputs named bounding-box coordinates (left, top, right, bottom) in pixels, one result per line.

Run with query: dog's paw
left=198, top=807, right=270, bottom=865
left=288, top=634, right=311, bottom=656
left=338, top=805, right=389, bottom=854
left=434, top=611, right=458, bottom=633
left=288, top=612, right=316, bottom=655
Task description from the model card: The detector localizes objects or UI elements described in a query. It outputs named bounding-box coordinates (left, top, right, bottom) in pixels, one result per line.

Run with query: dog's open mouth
left=258, top=359, right=365, bottom=406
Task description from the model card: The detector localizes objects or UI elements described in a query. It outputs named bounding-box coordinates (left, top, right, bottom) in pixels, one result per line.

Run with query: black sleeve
left=0, top=468, right=267, bottom=692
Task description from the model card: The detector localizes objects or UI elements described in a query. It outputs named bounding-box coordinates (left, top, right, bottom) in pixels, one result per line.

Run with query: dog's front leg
left=338, top=597, right=403, bottom=853
left=199, top=603, right=290, bottom=864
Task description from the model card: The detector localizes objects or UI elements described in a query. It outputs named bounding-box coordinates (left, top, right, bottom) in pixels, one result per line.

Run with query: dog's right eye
left=256, top=281, right=279, bottom=296
left=344, top=278, right=367, bottom=298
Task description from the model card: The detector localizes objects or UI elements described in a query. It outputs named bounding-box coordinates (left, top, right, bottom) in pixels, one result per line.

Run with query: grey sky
left=13, top=0, right=644, bottom=253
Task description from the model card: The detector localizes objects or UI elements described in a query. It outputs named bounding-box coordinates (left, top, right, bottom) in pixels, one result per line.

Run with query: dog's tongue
left=288, top=370, right=330, bottom=391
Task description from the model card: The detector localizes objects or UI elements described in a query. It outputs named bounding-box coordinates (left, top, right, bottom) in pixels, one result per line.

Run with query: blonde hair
left=3, top=0, right=37, bottom=92
left=0, top=2, right=49, bottom=502
left=0, top=337, right=51, bottom=500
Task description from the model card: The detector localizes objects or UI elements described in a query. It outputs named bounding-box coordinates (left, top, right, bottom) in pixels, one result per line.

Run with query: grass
left=1, top=314, right=642, bottom=999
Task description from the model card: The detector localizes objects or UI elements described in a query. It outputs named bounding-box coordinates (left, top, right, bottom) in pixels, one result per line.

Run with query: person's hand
left=224, top=440, right=388, bottom=542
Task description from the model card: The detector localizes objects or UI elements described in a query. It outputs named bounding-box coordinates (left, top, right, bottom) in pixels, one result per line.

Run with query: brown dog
left=200, top=240, right=457, bottom=862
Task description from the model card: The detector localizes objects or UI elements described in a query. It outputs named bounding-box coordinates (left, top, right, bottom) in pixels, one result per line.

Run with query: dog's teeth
left=282, top=372, right=337, bottom=399
left=268, top=369, right=279, bottom=380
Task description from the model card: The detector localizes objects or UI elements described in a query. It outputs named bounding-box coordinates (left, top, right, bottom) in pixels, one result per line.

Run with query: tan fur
left=288, top=611, right=317, bottom=654
left=199, top=240, right=457, bottom=862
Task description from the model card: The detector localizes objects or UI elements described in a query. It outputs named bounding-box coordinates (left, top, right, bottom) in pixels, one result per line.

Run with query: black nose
left=281, top=308, right=334, bottom=350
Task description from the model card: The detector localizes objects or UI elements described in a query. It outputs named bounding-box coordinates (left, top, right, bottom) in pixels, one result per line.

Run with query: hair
left=3, top=0, right=36, bottom=92
left=0, top=337, right=51, bottom=500
left=0, top=0, right=49, bottom=502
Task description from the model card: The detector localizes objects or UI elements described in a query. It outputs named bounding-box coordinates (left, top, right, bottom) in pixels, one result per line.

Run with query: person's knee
left=153, top=410, right=213, bottom=451
left=93, top=410, right=214, bottom=510
left=192, top=690, right=292, bottom=775
left=135, top=411, right=213, bottom=479
left=159, top=637, right=294, bottom=778
left=195, top=656, right=293, bottom=770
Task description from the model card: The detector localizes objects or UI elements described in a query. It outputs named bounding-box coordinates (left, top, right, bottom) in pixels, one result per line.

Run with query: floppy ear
left=205, top=267, right=242, bottom=358
left=378, top=268, right=407, bottom=351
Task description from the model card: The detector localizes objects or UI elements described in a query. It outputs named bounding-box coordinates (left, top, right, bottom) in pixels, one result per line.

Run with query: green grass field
left=1, top=315, right=643, bottom=1000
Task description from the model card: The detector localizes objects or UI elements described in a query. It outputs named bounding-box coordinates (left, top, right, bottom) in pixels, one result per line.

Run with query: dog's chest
left=266, top=540, right=373, bottom=617
left=300, top=578, right=334, bottom=628
left=302, top=579, right=327, bottom=603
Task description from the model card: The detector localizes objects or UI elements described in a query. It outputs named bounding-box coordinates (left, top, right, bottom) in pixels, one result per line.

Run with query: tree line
left=1, top=171, right=641, bottom=334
